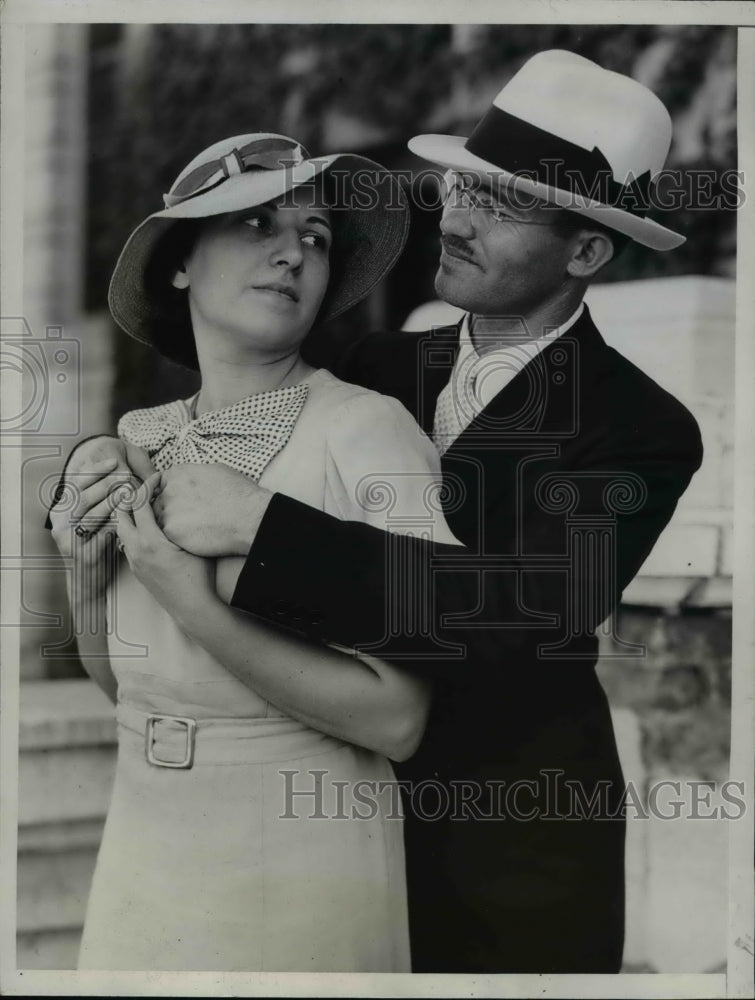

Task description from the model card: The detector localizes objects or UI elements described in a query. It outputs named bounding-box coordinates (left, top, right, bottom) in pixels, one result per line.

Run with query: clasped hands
left=50, top=436, right=271, bottom=611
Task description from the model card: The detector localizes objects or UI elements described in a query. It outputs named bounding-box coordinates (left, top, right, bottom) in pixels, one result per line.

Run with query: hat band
left=164, top=138, right=310, bottom=208
left=464, top=106, right=652, bottom=216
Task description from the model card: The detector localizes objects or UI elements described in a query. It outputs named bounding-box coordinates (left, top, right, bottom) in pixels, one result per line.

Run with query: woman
left=51, top=133, right=460, bottom=972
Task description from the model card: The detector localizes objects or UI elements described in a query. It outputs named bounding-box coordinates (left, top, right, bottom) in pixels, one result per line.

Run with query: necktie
left=118, top=383, right=309, bottom=482
left=432, top=346, right=480, bottom=456
left=433, top=337, right=555, bottom=456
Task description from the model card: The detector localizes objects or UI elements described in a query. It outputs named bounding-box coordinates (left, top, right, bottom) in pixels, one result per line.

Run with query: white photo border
left=1, top=2, right=752, bottom=998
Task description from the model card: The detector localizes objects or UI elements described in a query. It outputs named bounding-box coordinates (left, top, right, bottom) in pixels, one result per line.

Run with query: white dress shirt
left=432, top=303, right=585, bottom=455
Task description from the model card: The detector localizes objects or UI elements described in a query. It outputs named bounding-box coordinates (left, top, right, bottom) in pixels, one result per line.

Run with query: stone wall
left=17, top=681, right=115, bottom=968
left=587, top=276, right=733, bottom=972
left=600, top=611, right=731, bottom=972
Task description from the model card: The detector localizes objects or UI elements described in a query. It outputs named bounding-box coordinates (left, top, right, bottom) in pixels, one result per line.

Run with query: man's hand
left=51, top=436, right=154, bottom=540
left=151, top=463, right=273, bottom=557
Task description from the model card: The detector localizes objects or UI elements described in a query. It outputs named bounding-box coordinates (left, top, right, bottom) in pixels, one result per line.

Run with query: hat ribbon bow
left=117, top=383, right=310, bottom=482
left=164, top=138, right=310, bottom=208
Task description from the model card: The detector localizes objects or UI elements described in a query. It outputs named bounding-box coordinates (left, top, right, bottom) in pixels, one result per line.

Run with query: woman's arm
left=116, top=477, right=429, bottom=761
left=67, top=586, right=118, bottom=705
left=47, top=441, right=155, bottom=703
left=172, top=593, right=428, bottom=762
left=50, top=517, right=119, bottom=704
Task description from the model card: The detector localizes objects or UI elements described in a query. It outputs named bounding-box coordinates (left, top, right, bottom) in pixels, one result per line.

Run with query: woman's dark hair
left=143, top=220, right=204, bottom=370
left=551, top=208, right=632, bottom=263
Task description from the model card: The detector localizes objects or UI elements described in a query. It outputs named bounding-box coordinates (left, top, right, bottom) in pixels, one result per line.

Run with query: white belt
left=116, top=702, right=347, bottom=769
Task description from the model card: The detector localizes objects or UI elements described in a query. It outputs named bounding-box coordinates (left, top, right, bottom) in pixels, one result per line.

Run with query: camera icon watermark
left=0, top=316, right=80, bottom=436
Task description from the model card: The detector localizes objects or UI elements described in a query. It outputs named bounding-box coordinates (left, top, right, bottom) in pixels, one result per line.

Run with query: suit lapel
left=413, top=322, right=462, bottom=435
left=437, top=307, right=609, bottom=542
left=447, top=307, right=606, bottom=452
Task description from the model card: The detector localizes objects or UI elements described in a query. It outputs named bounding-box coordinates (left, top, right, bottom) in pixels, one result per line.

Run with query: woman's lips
left=253, top=283, right=299, bottom=302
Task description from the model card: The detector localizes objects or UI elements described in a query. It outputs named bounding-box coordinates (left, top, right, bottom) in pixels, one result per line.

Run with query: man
left=56, top=51, right=702, bottom=972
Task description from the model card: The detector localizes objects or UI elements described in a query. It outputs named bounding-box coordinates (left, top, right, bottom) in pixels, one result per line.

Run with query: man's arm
left=231, top=432, right=703, bottom=676
left=229, top=327, right=705, bottom=675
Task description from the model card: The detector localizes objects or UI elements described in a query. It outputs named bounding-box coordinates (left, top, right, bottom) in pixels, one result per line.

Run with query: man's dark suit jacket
left=237, top=306, right=703, bottom=972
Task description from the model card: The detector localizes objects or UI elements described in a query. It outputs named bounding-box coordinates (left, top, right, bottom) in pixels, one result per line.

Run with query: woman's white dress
left=78, top=369, right=456, bottom=972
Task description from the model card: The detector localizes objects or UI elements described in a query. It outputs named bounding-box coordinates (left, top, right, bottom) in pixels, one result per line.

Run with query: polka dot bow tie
left=117, top=383, right=310, bottom=482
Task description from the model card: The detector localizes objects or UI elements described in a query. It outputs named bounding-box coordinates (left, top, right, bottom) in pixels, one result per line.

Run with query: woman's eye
left=242, top=214, right=272, bottom=232
left=301, top=232, right=329, bottom=250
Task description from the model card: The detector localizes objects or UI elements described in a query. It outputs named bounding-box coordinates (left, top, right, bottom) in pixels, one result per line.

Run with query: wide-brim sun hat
left=409, top=49, right=685, bottom=251
left=109, top=133, right=410, bottom=365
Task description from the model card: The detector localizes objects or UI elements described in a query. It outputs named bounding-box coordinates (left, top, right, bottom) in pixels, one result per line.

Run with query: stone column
left=20, top=24, right=110, bottom=679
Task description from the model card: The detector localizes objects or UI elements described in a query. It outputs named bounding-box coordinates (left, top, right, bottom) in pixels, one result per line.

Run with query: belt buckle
left=145, top=714, right=196, bottom=769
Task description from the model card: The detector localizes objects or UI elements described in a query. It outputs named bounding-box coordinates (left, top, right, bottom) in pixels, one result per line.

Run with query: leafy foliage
left=84, top=24, right=737, bottom=411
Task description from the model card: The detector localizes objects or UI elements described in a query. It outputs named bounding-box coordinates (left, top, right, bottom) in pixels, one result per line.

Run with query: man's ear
left=566, top=231, right=615, bottom=279
left=171, top=267, right=190, bottom=290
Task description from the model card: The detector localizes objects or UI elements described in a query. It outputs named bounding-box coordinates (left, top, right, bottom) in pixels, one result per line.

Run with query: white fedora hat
left=109, top=133, right=409, bottom=367
left=409, top=50, right=684, bottom=251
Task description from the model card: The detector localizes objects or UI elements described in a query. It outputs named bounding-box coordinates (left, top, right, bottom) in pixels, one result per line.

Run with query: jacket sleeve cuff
left=230, top=492, right=347, bottom=639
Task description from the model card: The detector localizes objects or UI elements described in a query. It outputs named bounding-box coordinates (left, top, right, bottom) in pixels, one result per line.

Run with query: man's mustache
left=441, top=235, right=476, bottom=261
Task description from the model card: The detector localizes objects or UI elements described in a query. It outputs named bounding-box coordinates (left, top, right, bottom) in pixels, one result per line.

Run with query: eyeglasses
left=440, top=170, right=558, bottom=232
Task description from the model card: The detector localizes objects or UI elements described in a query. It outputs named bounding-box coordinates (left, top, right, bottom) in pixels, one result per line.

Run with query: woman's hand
left=50, top=441, right=155, bottom=602
left=114, top=473, right=218, bottom=629
left=51, top=515, right=119, bottom=608
left=52, top=437, right=155, bottom=540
